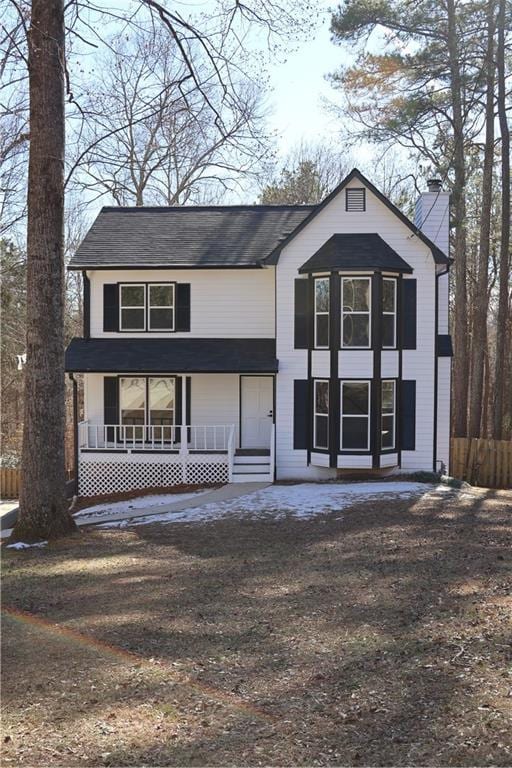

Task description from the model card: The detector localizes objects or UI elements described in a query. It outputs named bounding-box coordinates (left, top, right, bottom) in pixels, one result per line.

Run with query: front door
left=241, top=376, right=273, bottom=448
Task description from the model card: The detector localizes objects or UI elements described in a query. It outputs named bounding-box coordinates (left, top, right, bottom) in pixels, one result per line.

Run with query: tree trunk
left=492, top=0, right=511, bottom=439
left=468, top=0, right=496, bottom=437
left=11, top=0, right=76, bottom=541
left=447, top=0, right=470, bottom=437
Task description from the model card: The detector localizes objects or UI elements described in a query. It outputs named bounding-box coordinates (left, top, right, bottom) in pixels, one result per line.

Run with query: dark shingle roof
left=65, top=338, right=278, bottom=373
left=298, top=234, right=414, bottom=274
left=68, top=206, right=315, bottom=269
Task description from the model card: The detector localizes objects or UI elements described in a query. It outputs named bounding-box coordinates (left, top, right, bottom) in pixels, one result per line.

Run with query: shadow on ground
left=2, top=485, right=511, bottom=766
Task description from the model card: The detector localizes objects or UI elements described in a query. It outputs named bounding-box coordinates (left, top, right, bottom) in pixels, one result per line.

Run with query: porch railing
left=78, top=422, right=235, bottom=453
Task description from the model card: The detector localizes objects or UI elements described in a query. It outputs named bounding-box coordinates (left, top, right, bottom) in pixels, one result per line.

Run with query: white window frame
left=341, top=277, right=372, bottom=349
left=148, top=377, right=175, bottom=426
left=340, top=380, right=371, bottom=451
left=381, top=379, right=396, bottom=450
left=148, top=283, right=175, bottom=331
left=382, top=278, right=397, bottom=349
left=314, top=277, right=330, bottom=349
left=313, top=379, right=329, bottom=450
left=119, top=283, right=146, bottom=331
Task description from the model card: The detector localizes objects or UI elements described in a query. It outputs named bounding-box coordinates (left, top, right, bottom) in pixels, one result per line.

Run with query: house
left=65, top=168, right=452, bottom=497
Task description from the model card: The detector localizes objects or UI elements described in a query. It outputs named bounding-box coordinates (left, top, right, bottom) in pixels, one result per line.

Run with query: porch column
left=180, top=374, right=188, bottom=457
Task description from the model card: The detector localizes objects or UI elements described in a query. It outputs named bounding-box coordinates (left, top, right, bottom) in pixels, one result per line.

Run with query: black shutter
left=104, top=377, right=119, bottom=442
left=400, top=380, right=416, bottom=450
left=83, top=273, right=90, bottom=338
left=176, top=284, right=191, bottom=332
left=402, top=279, right=417, bottom=349
left=103, top=284, right=119, bottom=332
left=294, top=279, right=310, bottom=349
left=293, top=380, right=309, bottom=449
left=175, top=376, right=183, bottom=443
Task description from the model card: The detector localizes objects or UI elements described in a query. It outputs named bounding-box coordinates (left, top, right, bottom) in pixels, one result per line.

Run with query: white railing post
left=227, top=425, right=235, bottom=482
left=269, top=423, right=276, bottom=482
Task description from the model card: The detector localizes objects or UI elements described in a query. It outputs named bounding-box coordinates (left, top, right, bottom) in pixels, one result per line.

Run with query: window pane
left=343, top=314, right=369, bottom=347
left=121, top=308, right=145, bottom=330
left=315, top=415, right=328, bottom=449
left=342, top=383, right=369, bottom=415
left=342, top=417, right=368, bottom=449
left=382, top=315, right=395, bottom=347
left=315, top=381, right=329, bottom=414
left=150, top=284, right=173, bottom=307
left=316, top=314, right=329, bottom=347
left=382, top=414, right=394, bottom=448
left=121, top=285, right=144, bottom=307
left=149, top=308, right=173, bottom=329
left=120, top=378, right=145, bottom=411
left=382, top=381, right=395, bottom=413
left=343, top=278, right=370, bottom=312
left=149, top=378, right=174, bottom=412
left=383, top=280, right=396, bottom=312
left=315, top=279, right=329, bottom=312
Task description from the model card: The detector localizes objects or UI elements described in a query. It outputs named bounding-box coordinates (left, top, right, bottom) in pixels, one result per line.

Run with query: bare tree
left=72, top=28, right=269, bottom=206
left=11, top=0, right=76, bottom=541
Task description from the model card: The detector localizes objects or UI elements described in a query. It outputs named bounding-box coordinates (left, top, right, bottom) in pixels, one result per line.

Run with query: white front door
left=241, top=376, right=273, bottom=448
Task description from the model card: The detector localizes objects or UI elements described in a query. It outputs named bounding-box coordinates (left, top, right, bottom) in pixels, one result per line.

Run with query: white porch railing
left=78, top=422, right=235, bottom=453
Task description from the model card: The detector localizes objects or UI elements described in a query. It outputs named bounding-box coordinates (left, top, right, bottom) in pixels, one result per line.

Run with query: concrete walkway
left=72, top=482, right=271, bottom=527
left=0, top=483, right=270, bottom=539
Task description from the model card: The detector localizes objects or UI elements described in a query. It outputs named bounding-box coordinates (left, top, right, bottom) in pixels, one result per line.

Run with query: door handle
left=267, top=410, right=273, bottom=418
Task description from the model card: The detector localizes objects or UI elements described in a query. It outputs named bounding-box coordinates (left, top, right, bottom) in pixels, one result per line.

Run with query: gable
left=265, top=169, right=449, bottom=266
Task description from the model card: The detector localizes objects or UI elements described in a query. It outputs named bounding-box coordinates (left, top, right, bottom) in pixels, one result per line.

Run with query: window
left=346, top=188, right=366, bottom=211
left=120, top=377, right=145, bottom=439
left=382, top=278, right=397, bottom=348
left=342, top=277, right=371, bottom=347
left=149, top=284, right=175, bottom=331
left=341, top=381, right=370, bottom=451
left=149, top=377, right=175, bottom=440
left=119, top=377, right=175, bottom=441
left=314, top=380, right=329, bottom=450
left=381, top=380, right=396, bottom=450
left=120, top=284, right=145, bottom=331
left=314, top=277, right=329, bottom=348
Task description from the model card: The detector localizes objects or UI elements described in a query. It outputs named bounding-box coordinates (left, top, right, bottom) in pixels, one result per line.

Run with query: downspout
left=433, top=264, right=450, bottom=473
left=69, top=373, right=79, bottom=497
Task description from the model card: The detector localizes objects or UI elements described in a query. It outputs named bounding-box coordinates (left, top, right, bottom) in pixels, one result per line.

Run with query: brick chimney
left=414, top=178, right=450, bottom=255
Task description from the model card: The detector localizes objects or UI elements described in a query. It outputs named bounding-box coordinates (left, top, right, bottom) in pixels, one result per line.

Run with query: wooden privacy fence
left=1, top=468, right=20, bottom=498
left=451, top=438, right=512, bottom=489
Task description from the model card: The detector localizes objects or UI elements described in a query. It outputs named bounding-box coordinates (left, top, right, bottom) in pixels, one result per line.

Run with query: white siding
left=436, top=358, right=451, bottom=473
left=338, top=351, right=373, bottom=378
left=381, top=351, right=399, bottom=379
left=438, top=271, right=449, bottom=333
left=89, top=267, right=275, bottom=338
left=311, top=350, right=330, bottom=378
left=276, top=179, right=437, bottom=477
left=337, top=455, right=373, bottom=469
left=414, top=191, right=450, bottom=255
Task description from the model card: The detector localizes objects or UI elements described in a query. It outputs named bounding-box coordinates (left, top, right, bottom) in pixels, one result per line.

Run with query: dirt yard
left=2, top=483, right=511, bottom=766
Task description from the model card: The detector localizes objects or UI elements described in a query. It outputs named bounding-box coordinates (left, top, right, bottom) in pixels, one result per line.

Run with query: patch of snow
left=6, top=540, right=48, bottom=550
left=74, top=489, right=208, bottom=520
left=100, top=481, right=444, bottom=529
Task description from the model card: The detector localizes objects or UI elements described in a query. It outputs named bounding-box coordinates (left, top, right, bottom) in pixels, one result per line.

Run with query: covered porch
left=65, top=338, right=278, bottom=496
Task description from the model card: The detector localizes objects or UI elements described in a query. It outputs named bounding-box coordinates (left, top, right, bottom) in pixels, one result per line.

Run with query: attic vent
left=346, top=188, right=366, bottom=212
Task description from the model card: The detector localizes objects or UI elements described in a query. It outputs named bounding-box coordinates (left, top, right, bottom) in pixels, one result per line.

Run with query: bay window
left=342, top=277, right=371, bottom=347
left=314, top=277, right=330, bottom=348
left=314, top=380, right=329, bottom=450
left=120, top=284, right=145, bottom=331
left=382, top=278, right=397, bottom=348
left=341, top=381, right=370, bottom=450
left=381, top=380, right=396, bottom=449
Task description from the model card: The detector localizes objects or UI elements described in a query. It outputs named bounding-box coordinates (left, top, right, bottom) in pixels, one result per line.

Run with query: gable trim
left=264, top=168, right=450, bottom=266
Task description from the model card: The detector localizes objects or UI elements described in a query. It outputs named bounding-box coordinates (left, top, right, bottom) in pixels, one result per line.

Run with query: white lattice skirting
left=78, top=452, right=229, bottom=496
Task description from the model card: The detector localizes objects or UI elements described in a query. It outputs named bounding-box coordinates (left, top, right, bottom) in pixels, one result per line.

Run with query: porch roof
left=65, top=337, right=278, bottom=373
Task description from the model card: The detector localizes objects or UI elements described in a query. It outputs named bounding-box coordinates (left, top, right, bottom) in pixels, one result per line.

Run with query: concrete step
left=234, top=455, right=271, bottom=465
left=232, top=472, right=273, bottom=483
left=233, top=463, right=271, bottom=474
